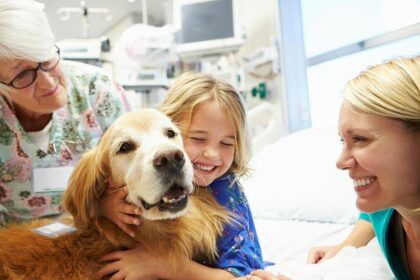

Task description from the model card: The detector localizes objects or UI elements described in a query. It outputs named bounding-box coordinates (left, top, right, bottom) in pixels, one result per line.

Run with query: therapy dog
left=0, top=109, right=231, bottom=280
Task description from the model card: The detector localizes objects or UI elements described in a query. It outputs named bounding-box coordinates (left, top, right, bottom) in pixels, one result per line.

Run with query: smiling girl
left=99, top=72, right=265, bottom=279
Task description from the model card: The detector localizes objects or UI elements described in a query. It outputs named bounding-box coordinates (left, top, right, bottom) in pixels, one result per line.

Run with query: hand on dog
left=97, top=246, right=165, bottom=280
left=97, top=179, right=143, bottom=238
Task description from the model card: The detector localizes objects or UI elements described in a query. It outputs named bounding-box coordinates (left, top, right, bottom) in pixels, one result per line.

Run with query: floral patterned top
left=209, top=173, right=265, bottom=277
left=0, top=61, right=127, bottom=226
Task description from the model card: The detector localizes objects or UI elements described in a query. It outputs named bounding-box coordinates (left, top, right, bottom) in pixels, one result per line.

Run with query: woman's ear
left=62, top=148, right=107, bottom=228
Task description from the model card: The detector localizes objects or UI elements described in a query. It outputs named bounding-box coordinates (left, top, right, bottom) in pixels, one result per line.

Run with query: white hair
left=0, top=0, right=56, bottom=62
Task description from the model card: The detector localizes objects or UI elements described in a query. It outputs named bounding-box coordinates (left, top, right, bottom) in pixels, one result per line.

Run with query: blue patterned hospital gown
left=209, top=173, right=265, bottom=277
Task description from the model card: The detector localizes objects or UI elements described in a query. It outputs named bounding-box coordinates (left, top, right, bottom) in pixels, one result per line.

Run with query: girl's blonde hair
left=343, top=56, right=420, bottom=215
left=160, top=72, right=251, bottom=180
left=343, top=56, right=420, bottom=132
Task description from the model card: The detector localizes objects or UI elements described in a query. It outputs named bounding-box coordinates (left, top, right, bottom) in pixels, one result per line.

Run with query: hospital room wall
left=236, top=0, right=288, bottom=137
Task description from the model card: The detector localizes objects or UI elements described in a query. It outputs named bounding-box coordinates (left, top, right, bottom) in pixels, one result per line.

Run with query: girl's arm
left=211, top=179, right=265, bottom=277
left=307, top=219, right=375, bottom=264
left=95, top=180, right=142, bottom=237
left=97, top=246, right=239, bottom=280
left=166, top=258, right=238, bottom=280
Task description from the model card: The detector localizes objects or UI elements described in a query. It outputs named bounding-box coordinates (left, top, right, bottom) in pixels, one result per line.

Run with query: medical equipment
left=57, top=0, right=112, bottom=38
left=56, top=37, right=110, bottom=66
left=112, top=24, right=176, bottom=108
left=173, top=0, right=245, bottom=57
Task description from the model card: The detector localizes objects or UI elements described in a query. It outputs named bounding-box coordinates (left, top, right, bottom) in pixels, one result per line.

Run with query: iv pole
left=142, top=0, right=148, bottom=25
left=57, top=0, right=112, bottom=38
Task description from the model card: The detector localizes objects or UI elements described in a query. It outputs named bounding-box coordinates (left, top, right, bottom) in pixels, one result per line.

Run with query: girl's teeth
left=194, top=163, right=214, bottom=171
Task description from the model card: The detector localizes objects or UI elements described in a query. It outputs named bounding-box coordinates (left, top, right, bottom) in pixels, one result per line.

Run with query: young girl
left=97, top=72, right=265, bottom=279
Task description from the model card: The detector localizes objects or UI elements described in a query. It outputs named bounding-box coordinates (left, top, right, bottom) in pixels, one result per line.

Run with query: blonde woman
left=249, top=57, right=420, bottom=280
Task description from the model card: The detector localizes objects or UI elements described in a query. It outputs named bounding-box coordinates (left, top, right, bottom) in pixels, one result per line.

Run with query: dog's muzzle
left=140, top=148, right=190, bottom=212
left=141, top=184, right=189, bottom=212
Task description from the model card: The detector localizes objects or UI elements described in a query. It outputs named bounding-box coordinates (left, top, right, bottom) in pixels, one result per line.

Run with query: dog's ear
left=62, top=148, right=107, bottom=228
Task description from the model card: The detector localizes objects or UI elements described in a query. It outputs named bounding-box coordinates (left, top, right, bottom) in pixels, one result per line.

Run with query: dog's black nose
left=153, top=149, right=185, bottom=172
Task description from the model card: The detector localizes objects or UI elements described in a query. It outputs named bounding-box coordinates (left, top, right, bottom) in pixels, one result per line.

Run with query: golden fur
left=0, top=109, right=231, bottom=279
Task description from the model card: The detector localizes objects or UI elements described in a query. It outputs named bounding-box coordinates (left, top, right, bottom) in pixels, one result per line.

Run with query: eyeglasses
left=0, top=45, right=61, bottom=90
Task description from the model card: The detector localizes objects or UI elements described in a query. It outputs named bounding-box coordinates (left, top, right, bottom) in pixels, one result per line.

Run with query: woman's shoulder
left=62, top=60, right=112, bottom=88
left=62, top=60, right=108, bottom=76
left=362, top=208, right=395, bottom=224
left=369, top=208, right=394, bottom=217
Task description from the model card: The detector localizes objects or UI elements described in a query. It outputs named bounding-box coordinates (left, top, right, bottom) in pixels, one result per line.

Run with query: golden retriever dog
left=0, top=109, right=230, bottom=280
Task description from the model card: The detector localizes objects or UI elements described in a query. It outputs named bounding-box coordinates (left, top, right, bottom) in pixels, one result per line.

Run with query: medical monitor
left=174, top=0, right=244, bottom=57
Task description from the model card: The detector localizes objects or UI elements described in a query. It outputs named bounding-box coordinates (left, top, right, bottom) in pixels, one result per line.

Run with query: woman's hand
left=307, top=244, right=343, bottom=264
left=97, top=179, right=143, bottom=237
left=307, top=220, right=375, bottom=264
left=97, top=246, right=165, bottom=280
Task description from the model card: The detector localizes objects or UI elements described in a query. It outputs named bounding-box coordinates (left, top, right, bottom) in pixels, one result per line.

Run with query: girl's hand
left=97, top=246, right=166, bottom=280
left=97, top=179, right=142, bottom=237
left=243, top=270, right=290, bottom=280
left=307, top=244, right=343, bottom=264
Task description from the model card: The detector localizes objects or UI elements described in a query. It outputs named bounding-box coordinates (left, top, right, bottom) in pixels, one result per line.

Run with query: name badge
left=33, top=166, right=73, bottom=193
left=33, top=222, right=77, bottom=237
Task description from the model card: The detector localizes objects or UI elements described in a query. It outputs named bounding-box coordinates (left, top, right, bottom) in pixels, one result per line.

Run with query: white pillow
left=243, top=125, right=359, bottom=224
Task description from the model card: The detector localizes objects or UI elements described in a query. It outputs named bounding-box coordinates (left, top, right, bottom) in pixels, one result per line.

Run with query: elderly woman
left=0, top=0, right=127, bottom=226
left=246, top=57, right=420, bottom=280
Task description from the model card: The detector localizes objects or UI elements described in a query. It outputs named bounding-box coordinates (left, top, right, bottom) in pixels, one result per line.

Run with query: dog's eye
left=117, top=142, right=135, bottom=154
left=166, top=128, right=177, bottom=138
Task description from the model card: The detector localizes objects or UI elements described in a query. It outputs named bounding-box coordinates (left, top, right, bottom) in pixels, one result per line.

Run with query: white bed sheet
left=254, top=218, right=395, bottom=279
left=255, top=218, right=353, bottom=269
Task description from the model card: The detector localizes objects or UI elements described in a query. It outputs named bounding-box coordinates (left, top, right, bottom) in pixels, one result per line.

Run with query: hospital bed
left=244, top=102, right=395, bottom=279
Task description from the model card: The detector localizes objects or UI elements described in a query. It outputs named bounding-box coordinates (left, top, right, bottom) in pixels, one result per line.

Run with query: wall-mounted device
left=173, top=0, right=245, bottom=57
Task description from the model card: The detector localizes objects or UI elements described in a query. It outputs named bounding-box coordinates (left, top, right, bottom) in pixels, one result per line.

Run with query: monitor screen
left=180, top=0, right=234, bottom=43
left=174, top=0, right=244, bottom=57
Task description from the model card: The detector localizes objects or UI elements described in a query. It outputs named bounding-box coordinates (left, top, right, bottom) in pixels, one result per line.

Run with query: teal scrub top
left=360, top=209, right=411, bottom=280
